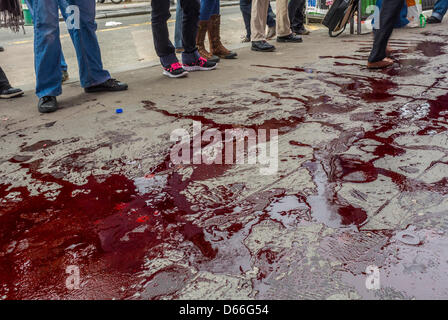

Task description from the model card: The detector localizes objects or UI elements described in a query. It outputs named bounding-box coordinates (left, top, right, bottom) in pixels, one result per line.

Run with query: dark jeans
left=0, top=67, right=11, bottom=91
left=368, top=0, right=404, bottom=63
left=151, top=0, right=200, bottom=66
left=239, top=0, right=275, bottom=39
left=288, top=0, right=306, bottom=32
left=432, top=0, right=448, bottom=20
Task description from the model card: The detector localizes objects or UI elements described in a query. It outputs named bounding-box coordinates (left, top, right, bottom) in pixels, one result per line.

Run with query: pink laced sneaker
left=183, top=56, right=217, bottom=72
left=163, top=62, right=188, bottom=78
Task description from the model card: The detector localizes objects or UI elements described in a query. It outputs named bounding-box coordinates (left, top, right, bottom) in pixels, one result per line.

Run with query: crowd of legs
left=0, top=0, right=446, bottom=113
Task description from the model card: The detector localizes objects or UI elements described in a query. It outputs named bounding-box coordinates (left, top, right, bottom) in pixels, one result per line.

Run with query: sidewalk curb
left=93, top=1, right=240, bottom=20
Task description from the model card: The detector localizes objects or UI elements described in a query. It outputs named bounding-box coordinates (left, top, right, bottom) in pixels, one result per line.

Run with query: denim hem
left=432, top=12, right=443, bottom=20
left=83, top=74, right=111, bottom=89
left=36, top=87, right=62, bottom=99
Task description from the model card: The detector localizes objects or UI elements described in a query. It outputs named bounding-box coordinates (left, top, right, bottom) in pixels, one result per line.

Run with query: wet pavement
left=1, top=23, right=448, bottom=300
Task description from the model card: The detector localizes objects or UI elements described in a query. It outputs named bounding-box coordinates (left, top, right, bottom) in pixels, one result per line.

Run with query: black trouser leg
left=0, top=67, right=11, bottom=91
left=240, top=0, right=252, bottom=38
left=180, top=0, right=200, bottom=54
left=288, top=0, right=305, bottom=32
left=151, top=0, right=177, bottom=66
left=368, top=0, right=404, bottom=63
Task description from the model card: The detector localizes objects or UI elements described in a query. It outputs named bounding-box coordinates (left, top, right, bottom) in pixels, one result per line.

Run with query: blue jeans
left=432, top=0, right=448, bottom=20
left=29, top=0, right=110, bottom=98
left=174, top=0, right=183, bottom=49
left=26, top=0, right=68, bottom=72
left=200, top=0, right=219, bottom=21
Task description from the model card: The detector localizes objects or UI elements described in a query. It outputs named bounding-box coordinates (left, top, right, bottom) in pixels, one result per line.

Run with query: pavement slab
left=1, top=22, right=448, bottom=300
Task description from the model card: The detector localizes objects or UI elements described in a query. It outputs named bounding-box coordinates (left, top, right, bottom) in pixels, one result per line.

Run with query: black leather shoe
left=0, top=46, right=4, bottom=52
left=38, top=96, right=58, bottom=113
left=0, top=87, right=23, bottom=99
left=277, top=33, right=303, bottom=43
left=293, top=28, right=310, bottom=35
left=251, top=40, right=276, bottom=52
left=427, top=16, right=442, bottom=24
left=84, top=78, right=128, bottom=93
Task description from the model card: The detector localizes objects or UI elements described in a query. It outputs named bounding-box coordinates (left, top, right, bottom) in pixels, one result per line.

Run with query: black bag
left=322, top=0, right=358, bottom=37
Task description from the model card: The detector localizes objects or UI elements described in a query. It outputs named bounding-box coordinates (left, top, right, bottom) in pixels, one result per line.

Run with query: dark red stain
left=1, top=37, right=447, bottom=299
left=253, top=39, right=448, bottom=226
left=0, top=146, right=219, bottom=299
left=226, top=223, right=244, bottom=237
left=255, top=65, right=399, bottom=103
left=142, top=100, right=305, bottom=135
left=319, top=55, right=366, bottom=61
left=8, top=155, right=33, bottom=163
left=337, top=205, right=368, bottom=226
left=380, top=58, right=426, bottom=77
left=415, top=40, right=446, bottom=57
left=20, top=140, right=59, bottom=152
left=289, top=141, right=311, bottom=147
left=334, top=62, right=364, bottom=67
left=327, top=90, right=448, bottom=196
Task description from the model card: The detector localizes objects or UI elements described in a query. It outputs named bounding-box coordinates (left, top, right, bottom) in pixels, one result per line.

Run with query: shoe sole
left=38, top=107, right=58, bottom=113
left=293, top=30, right=310, bottom=35
left=219, top=52, right=238, bottom=59
left=0, top=91, right=24, bottom=99
left=277, top=39, right=303, bottom=43
left=84, top=85, right=128, bottom=93
left=367, top=63, right=394, bottom=69
left=183, top=65, right=217, bottom=72
left=37, top=103, right=58, bottom=113
left=251, top=47, right=276, bottom=52
left=208, top=57, right=221, bottom=63
left=163, top=70, right=189, bottom=78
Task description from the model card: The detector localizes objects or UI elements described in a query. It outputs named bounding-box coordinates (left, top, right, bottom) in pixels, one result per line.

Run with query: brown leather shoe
left=209, top=14, right=237, bottom=59
left=367, top=57, right=394, bottom=69
left=196, top=20, right=220, bottom=63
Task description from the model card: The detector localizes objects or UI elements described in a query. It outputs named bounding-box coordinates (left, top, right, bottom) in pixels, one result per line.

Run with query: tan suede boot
left=208, top=14, right=237, bottom=59
left=196, top=20, right=220, bottom=63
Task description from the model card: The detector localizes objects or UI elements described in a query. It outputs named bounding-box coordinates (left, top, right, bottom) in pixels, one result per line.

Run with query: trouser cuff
left=182, top=49, right=200, bottom=65
left=432, top=12, right=443, bottom=20
left=160, top=53, right=179, bottom=68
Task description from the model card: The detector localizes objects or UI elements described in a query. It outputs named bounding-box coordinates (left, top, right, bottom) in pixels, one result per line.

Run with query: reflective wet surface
left=1, top=29, right=448, bottom=300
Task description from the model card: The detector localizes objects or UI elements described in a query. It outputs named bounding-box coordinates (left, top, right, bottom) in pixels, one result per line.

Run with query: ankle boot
left=196, top=20, right=220, bottom=63
left=209, top=14, right=237, bottom=59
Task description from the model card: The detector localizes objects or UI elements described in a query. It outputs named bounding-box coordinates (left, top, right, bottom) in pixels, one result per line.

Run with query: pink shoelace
left=198, top=57, right=207, bottom=67
left=166, top=62, right=183, bottom=71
